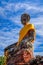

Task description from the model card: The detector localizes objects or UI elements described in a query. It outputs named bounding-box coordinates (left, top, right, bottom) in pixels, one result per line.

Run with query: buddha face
left=21, top=13, right=30, bottom=25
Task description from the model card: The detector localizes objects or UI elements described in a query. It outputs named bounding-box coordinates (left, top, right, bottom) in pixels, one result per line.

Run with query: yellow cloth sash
left=17, top=24, right=35, bottom=46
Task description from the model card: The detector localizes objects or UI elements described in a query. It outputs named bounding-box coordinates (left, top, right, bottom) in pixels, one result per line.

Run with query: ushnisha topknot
left=21, top=13, right=30, bottom=25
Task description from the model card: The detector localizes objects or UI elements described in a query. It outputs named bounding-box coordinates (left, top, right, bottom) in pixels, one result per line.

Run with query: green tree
left=0, top=56, right=4, bottom=65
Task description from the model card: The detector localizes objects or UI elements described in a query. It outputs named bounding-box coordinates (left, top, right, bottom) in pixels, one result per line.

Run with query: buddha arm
left=28, top=29, right=36, bottom=43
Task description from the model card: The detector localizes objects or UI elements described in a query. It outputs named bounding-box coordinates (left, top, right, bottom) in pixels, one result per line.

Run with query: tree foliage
left=0, top=56, right=4, bottom=65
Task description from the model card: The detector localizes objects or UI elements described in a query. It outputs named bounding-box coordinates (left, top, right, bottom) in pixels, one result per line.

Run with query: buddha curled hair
left=21, top=13, right=30, bottom=25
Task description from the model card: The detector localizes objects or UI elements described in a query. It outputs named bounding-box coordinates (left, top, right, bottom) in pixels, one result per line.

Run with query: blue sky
left=0, top=0, right=43, bottom=56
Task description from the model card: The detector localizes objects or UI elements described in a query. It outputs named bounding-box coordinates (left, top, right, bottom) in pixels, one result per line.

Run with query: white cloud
left=4, top=2, right=43, bottom=12
left=0, top=2, right=43, bottom=18
left=30, top=16, right=43, bottom=37
left=0, top=2, right=43, bottom=24
left=0, top=26, right=21, bottom=48
left=0, top=7, right=6, bottom=17
left=34, top=52, right=43, bottom=56
left=30, top=16, right=43, bottom=25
